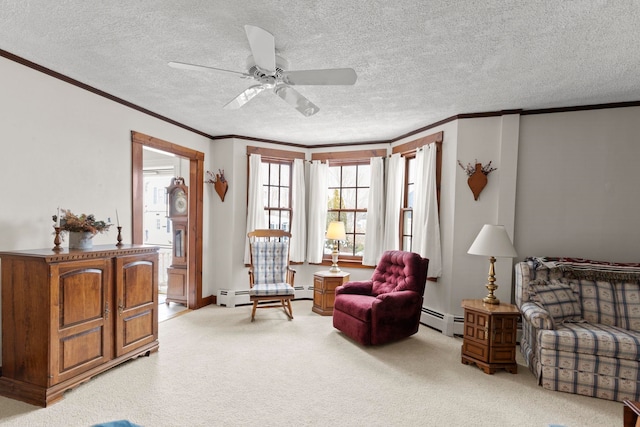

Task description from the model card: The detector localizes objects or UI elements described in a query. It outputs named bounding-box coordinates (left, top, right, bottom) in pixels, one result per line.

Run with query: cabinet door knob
left=105, top=302, right=110, bottom=319
left=118, top=299, right=124, bottom=316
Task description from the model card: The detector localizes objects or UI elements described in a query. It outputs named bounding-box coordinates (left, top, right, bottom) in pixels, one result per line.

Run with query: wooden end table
left=623, top=400, right=640, bottom=427
left=461, top=299, right=520, bottom=374
left=312, top=270, right=349, bottom=315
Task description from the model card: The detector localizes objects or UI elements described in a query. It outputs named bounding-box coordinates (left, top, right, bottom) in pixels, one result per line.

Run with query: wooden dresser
left=0, top=244, right=159, bottom=406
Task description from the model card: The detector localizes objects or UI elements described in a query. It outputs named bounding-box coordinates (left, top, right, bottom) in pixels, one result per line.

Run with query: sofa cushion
left=615, top=282, right=640, bottom=332
left=572, top=280, right=617, bottom=326
left=538, top=322, right=640, bottom=362
left=528, top=280, right=582, bottom=326
left=538, top=347, right=640, bottom=382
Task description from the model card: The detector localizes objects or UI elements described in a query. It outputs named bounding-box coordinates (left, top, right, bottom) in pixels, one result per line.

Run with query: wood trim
left=131, top=142, right=144, bottom=237
left=246, top=146, right=305, bottom=160
left=311, top=148, right=387, bottom=162
left=133, top=131, right=205, bottom=160
left=392, top=131, right=443, bottom=155
left=520, top=101, right=640, bottom=116
left=131, top=131, right=207, bottom=310
left=7, top=47, right=640, bottom=149
left=0, top=49, right=213, bottom=141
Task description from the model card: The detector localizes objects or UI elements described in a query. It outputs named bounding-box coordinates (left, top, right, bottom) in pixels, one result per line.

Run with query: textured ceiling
left=1, top=1, right=639, bottom=145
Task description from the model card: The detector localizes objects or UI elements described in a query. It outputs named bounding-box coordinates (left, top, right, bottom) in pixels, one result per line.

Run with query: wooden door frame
left=131, top=131, right=206, bottom=310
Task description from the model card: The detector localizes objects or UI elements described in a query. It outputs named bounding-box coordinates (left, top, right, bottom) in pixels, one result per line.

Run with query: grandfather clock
left=166, top=177, right=188, bottom=306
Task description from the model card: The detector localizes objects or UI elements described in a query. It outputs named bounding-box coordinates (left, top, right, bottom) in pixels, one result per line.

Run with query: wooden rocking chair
left=247, top=229, right=296, bottom=321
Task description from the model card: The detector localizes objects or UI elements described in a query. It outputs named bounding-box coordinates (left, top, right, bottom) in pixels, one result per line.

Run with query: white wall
left=2, top=52, right=639, bottom=345
left=515, top=107, right=640, bottom=263
left=0, top=56, right=213, bottom=360
left=388, top=116, right=519, bottom=334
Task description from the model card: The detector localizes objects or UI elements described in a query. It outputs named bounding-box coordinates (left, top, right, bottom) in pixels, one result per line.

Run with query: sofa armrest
left=520, top=302, right=554, bottom=330
left=336, top=280, right=373, bottom=296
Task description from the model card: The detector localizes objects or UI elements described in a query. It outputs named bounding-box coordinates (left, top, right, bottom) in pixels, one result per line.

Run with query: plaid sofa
left=515, top=257, right=640, bottom=402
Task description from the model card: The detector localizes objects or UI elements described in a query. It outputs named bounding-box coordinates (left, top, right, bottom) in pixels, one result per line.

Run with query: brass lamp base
left=483, top=256, right=500, bottom=305
left=329, top=248, right=341, bottom=273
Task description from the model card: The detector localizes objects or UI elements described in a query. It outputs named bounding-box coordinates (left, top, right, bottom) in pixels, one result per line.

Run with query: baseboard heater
left=218, top=286, right=313, bottom=308
left=420, top=307, right=464, bottom=337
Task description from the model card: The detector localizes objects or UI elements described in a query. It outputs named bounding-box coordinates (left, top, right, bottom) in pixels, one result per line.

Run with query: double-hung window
left=400, top=154, right=416, bottom=251
left=312, top=148, right=386, bottom=264
left=326, top=160, right=370, bottom=259
left=247, top=146, right=305, bottom=232
left=261, top=160, right=291, bottom=231
left=393, top=131, right=443, bottom=252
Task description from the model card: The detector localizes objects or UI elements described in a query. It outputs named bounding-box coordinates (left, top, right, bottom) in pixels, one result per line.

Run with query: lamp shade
left=326, top=221, right=346, bottom=240
left=468, top=224, right=517, bottom=258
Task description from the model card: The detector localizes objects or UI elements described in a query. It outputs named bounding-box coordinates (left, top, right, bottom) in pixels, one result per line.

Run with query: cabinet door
left=114, top=253, right=159, bottom=357
left=50, top=258, right=112, bottom=385
left=462, top=309, right=490, bottom=362
left=488, top=314, right=518, bottom=363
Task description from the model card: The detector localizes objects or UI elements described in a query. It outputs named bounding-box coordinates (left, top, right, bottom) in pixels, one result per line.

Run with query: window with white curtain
left=260, top=160, right=292, bottom=231
left=400, top=154, right=416, bottom=251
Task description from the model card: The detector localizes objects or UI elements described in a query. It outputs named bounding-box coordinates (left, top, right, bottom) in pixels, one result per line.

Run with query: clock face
left=173, top=189, right=187, bottom=215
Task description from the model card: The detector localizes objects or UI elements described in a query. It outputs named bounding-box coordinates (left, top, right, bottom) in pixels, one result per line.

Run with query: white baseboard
left=217, top=289, right=463, bottom=337
left=420, top=307, right=464, bottom=337
left=217, top=286, right=313, bottom=308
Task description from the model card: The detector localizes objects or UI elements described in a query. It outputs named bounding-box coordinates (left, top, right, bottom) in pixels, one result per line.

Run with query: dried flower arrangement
left=52, top=209, right=112, bottom=234
left=457, top=160, right=497, bottom=177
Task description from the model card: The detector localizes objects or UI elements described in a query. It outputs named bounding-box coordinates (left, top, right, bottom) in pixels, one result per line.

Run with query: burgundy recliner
left=333, top=250, right=429, bottom=346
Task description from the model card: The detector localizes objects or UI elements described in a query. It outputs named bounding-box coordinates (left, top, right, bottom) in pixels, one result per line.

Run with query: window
left=400, top=155, right=416, bottom=251
left=261, top=160, right=292, bottom=231
left=393, top=131, right=443, bottom=253
left=247, top=146, right=304, bottom=234
left=326, top=161, right=370, bottom=259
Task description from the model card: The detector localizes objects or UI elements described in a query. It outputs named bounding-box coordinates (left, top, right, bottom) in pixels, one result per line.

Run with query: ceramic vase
left=69, top=231, right=94, bottom=249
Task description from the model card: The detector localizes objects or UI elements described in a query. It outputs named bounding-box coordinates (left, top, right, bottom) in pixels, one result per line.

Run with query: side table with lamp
left=461, top=224, right=520, bottom=374
left=313, top=221, right=349, bottom=315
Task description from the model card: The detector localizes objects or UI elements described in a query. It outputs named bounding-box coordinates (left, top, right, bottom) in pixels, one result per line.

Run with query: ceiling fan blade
left=274, top=84, right=319, bottom=117
left=283, top=68, right=358, bottom=85
left=223, top=84, right=268, bottom=109
left=244, top=25, right=276, bottom=72
left=168, top=61, right=250, bottom=77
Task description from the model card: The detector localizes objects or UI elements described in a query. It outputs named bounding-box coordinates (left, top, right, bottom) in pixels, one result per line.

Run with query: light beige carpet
left=0, top=300, right=622, bottom=426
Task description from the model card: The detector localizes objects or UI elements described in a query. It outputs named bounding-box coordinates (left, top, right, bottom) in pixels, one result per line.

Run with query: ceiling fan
left=169, top=25, right=357, bottom=117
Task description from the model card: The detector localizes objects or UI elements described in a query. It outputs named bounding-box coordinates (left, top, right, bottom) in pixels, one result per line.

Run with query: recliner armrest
left=372, top=290, right=422, bottom=320
left=375, top=290, right=421, bottom=308
left=336, top=280, right=373, bottom=295
left=520, top=302, right=554, bottom=330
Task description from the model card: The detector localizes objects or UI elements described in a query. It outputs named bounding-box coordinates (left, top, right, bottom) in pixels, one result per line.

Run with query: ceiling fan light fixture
left=170, top=24, right=356, bottom=116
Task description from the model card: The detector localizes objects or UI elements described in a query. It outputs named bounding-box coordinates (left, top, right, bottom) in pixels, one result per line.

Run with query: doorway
left=141, top=146, right=189, bottom=320
left=131, top=131, right=206, bottom=310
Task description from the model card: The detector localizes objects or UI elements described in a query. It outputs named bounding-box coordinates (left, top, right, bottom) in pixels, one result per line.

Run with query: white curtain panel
left=289, top=158, right=306, bottom=262
left=244, top=154, right=268, bottom=264
left=412, top=145, right=442, bottom=278
left=382, top=153, right=405, bottom=251
left=306, top=160, right=328, bottom=263
left=363, top=156, right=385, bottom=266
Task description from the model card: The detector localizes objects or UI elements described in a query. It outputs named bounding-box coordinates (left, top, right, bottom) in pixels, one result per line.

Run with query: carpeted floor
left=0, top=300, right=622, bottom=426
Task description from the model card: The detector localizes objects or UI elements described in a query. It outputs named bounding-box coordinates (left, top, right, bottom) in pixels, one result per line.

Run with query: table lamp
left=326, top=221, right=346, bottom=273
left=467, top=224, right=517, bottom=304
